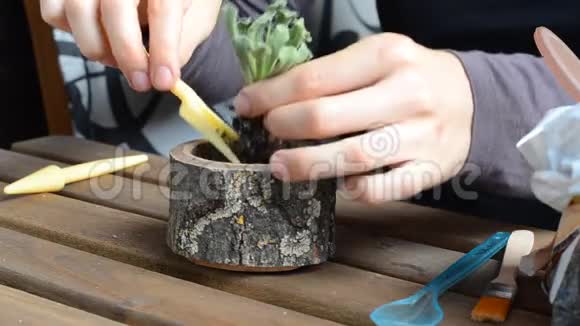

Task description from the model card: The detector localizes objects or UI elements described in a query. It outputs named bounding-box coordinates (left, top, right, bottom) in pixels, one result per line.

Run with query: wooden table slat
left=335, top=226, right=551, bottom=315
left=0, top=284, right=121, bottom=326
left=0, top=149, right=168, bottom=220
left=0, top=227, right=337, bottom=325
left=0, top=149, right=552, bottom=315
left=12, top=136, right=169, bottom=186
left=10, top=137, right=555, bottom=254
left=0, top=183, right=550, bottom=325
left=336, top=200, right=555, bottom=254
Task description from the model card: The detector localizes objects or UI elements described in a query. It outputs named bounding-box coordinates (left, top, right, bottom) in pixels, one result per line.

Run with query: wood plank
left=12, top=136, right=168, bottom=185
left=22, top=1, right=72, bottom=135
left=11, top=136, right=555, bottom=254
left=334, top=224, right=551, bottom=315
left=336, top=200, right=555, bottom=253
left=0, top=149, right=167, bottom=220
left=0, top=227, right=338, bottom=326
left=0, top=284, right=120, bottom=325
left=0, top=186, right=550, bottom=325
left=0, top=149, right=552, bottom=314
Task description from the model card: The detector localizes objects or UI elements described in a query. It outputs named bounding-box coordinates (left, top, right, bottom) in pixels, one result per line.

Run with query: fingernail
left=233, top=93, right=250, bottom=116
left=130, top=71, right=151, bottom=92
left=270, top=153, right=289, bottom=181
left=153, top=65, right=174, bottom=90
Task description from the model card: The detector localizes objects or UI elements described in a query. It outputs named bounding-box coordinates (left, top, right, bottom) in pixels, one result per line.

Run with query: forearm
left=179, top=11, right=244, bottom=105
left=180, top=0, right=314, bottom=105
left=454, top=50, right=575, bottom=199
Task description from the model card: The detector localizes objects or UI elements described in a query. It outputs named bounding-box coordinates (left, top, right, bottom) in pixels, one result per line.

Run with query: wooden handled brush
left=471, top=230, right=535, bottom=323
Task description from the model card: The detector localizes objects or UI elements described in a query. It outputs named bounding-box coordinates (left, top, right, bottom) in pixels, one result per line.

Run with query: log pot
left=167, top=140, right=337, bottom=272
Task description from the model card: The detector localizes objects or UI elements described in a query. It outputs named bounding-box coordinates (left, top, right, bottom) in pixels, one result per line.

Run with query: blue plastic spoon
left=370, top=232, right=510, bottom=326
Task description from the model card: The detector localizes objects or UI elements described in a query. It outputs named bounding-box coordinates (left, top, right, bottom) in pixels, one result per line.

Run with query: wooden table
left=0, top=136, right=555, bottom=325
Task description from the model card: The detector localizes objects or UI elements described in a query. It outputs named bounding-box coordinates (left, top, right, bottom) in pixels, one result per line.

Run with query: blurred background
left=0, top=1, right=47, bottom=149
left=0, top=0, right=379, bottom=154
left=0, top=1, right=560, bottom=228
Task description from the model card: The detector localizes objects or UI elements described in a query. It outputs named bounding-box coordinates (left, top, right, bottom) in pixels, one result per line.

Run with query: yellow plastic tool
left=171, top=80, right=240, bottom=163
left=3, top=154, right=149, bottom=195
left=143, top=48, right=240, bottom=163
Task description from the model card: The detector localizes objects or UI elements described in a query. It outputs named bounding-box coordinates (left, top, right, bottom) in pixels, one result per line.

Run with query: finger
left=234, top=33, right=416, bottom=117
left=341, top=160, right=445, bottom=204
left=148, top=0, right=184, bottom=90
left=64, top=0, right=109, bottom=62
left=40, top=0, right=70, bottom=31
left=101, top=0, right=151, bottom=92
left=270, top=123, right=425, bottom=182
left=178, top=0, right=218, bottom=66
left=265, top=71, right=431, bottom=140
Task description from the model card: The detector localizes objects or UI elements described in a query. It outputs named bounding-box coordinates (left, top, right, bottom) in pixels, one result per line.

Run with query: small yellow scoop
left=144, top=49, right=240, bottom=163
left=171, top=80, right=240, bottom=163
left=3, top=154, right=148, bottom=195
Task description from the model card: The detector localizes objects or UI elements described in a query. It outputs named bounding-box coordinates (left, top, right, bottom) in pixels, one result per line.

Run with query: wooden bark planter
left=167, top=140, right=337, bottom=272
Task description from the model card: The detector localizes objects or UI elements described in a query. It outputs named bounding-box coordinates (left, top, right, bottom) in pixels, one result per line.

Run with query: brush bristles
left=471, top=296, right=512, bottom=322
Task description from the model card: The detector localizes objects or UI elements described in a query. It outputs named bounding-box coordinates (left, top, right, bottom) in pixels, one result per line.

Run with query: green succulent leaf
left=289, top=18, right=310, bottom=47
left=233, top=36, right=257, bottom=84
left=254, top=44, right=273, bottom=81
left=270, top=24, right=290, bottom=56
left=295, top=43, right=313, bottom=63
left=271, top=46, right=298, bottom=75
left=222, top=4, right=239, bottom=39
left=222, top=0, right=313, bottom=84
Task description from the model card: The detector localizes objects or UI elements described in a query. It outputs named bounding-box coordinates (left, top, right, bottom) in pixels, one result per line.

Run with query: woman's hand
left=234, top=33, right=475, bottom=204
left=40, top=0, right=222, bottom=92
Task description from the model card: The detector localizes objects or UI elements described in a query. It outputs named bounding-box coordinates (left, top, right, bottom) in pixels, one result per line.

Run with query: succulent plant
left=223, top=0, right=316, bottom=164
left=222, top=0, right=313, bottom=84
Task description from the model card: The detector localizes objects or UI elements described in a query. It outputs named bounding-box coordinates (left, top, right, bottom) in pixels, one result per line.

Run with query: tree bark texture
left=167, top=140, right=337, bottom=272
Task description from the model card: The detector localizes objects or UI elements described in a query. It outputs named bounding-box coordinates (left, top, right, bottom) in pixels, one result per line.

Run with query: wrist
left=431, top=49, right=475, bottom=175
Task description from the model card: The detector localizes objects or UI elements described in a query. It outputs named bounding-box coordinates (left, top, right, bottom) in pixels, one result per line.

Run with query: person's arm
left=230, top=31, right=577, bottom=206
left=180, top=0, right=315, bottom=105
left=40, top=0, right=313, bottom=94
left=178, top=10, right=244, bottom=106
left=454, top=51, right=575, bottom=199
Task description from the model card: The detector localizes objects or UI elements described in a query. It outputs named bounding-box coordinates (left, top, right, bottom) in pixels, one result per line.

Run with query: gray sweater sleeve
left=454, top=50, right=575, bottom=199
left=180, top=1, right=575, bottom=201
